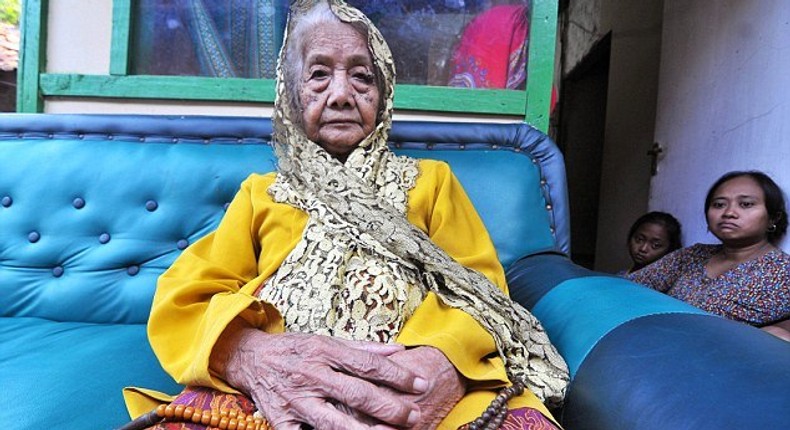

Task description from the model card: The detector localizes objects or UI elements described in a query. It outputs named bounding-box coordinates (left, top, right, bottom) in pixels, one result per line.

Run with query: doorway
left=555, top=33, right=611, bottom=269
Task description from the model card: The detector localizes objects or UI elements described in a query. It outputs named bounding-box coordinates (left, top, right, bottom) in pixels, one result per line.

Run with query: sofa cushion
left=0, top=115, right=565, bottom=324
left=0, top=317, right=181, bottom=428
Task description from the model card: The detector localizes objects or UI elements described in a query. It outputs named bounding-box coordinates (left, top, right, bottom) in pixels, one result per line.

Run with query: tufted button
left=127, top=265, right=140, bottom=276
left=145, top=200, right=159, bottom=212
left=1, top=196, right=11, bottom=207
left=72, top=197, right=85, bottom=209
left=52, top=266, right=64, bottom=277
left=177, top=239, right=189, bottom=250
left=28, top=231, right=40, bottom=243
left=223, top=202, right=231, bottom=212
left=99, top=233, right=111, bottom=244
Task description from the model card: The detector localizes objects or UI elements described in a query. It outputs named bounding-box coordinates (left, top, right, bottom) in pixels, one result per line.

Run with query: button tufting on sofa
left=52, top=266, right=64, bottom=277
left=99, top=233, right=111, bottom=244
left=145, top=200, right=159, bottom=212
left=28, top=231, right=40, bottom=243
left=72, top=197, right=85, bottom=209
left=176, top=239, right=189, bottom=250
left=223, top=202, right=230, bottom=211
left=127, top=265, right=140, bottom=276
left=1, top=196, right=11, bottom=207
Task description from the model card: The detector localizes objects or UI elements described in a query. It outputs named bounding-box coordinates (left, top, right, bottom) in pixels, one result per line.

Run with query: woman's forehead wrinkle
left=303, top=52, right=373, bottom=68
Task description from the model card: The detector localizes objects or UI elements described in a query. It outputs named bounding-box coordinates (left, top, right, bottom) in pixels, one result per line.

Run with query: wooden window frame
left=18, top=0, right=558, bottom=131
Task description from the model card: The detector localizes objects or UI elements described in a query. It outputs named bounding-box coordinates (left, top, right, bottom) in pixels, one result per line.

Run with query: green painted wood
left=39, top=74, right=277, bottom=102
left=31, top=1, right=557, bottom=118
left=395, top=85, right=525, bottom=116
left=17, top=0, right=47, bottom=113
left=110, top=0, right=132, bottom=75
left=39, top=74, right=527, bottom=116
left=525, top=0, right=559, bottom=132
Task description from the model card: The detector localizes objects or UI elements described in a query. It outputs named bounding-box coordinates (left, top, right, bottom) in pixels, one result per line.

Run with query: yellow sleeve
left=148, top=175, right=285, bottom=393
left=398, top=160, right=510, bottom=387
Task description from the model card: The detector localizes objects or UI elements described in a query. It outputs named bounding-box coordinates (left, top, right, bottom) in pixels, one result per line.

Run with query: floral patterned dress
left=628, top=243, right=790, bottom=326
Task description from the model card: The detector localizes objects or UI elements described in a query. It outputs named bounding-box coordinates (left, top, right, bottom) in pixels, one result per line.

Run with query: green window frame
left=18, top=0, right=558, bottom=132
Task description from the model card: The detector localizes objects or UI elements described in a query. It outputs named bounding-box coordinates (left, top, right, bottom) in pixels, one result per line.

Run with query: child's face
left=628, top=222, right=671, bottom=268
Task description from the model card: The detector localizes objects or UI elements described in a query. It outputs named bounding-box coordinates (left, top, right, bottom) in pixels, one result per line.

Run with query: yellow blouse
left=126, top=159, right=553, bottom=429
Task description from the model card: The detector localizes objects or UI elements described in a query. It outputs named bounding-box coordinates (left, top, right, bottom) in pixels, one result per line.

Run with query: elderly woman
left=123, top=1, right=568, bottom=429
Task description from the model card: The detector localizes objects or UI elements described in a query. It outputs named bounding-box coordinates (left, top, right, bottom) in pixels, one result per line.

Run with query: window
left=21, top=0, right=558, bottom=130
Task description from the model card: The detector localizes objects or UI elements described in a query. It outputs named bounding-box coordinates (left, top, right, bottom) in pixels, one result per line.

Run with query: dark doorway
left=555, top=33, right=611, bottom=269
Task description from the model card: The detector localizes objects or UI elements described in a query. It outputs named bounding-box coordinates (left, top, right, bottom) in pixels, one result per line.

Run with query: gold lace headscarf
left=263, top=0, right=569, bottom=406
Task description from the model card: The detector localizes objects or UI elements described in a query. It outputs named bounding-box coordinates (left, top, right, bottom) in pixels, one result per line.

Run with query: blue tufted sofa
left=1, top=114, right=788, bottom=430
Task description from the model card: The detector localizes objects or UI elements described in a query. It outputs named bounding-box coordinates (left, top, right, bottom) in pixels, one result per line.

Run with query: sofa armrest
left=506, top=253, right=790, bottom=430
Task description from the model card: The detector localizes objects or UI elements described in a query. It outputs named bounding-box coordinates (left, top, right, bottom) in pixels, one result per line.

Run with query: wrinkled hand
left=222, top=329, right=427, bottom=430
left=385, top=346, right=466, bottom=430
left=308, top=347, right=466, bottom=430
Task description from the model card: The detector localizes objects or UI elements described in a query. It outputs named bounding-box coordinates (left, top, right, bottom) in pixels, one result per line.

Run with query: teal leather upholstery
left=507, top=253, right=790, bottom=429
left=4, top=114, right=785, bottom=429
left=0, top=114, right=566, bottom=429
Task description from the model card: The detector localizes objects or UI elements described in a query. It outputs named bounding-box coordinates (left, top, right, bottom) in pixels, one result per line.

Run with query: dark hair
left=627, top=211, right=683, bottom=252
left=704, top=170, right=788, bottom=243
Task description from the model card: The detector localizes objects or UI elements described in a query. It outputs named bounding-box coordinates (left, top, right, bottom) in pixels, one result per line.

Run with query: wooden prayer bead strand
left=466, top=380, right=526, bottom=430
left=148, top=403, right=270, bottom=430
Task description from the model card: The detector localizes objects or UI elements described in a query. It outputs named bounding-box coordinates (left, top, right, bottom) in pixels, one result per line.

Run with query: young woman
left=628, top=171, right=790, bottom=341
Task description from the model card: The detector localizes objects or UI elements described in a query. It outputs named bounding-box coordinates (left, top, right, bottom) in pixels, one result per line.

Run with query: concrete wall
left=562, top=0, right=664, bottom=272
left=652, top=0, right=790, bottom=251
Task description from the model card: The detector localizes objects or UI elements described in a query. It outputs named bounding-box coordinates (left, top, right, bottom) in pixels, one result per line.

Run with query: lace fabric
left=261, top=0, right=569, bottom=406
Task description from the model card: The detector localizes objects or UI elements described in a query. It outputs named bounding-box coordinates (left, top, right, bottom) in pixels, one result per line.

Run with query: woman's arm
left=400, top=161, right=511, bottom=387
left=148, top=177, right=277, bottom=392
left=762, top=318, right=790, bottom=341
left=152, top=176, right=428, bottom=429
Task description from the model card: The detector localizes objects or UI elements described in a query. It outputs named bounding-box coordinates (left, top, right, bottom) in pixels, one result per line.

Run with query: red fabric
left=449, top=5, right=559, bottom=113
left=449, top=5, right=530, bottom=90
left=459, top=407, right=560, bottom=430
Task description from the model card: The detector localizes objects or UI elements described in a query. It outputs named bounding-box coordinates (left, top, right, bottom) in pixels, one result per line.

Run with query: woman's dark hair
left=704, top=170, right=788, bottom=243
left=627, top=211, right=683, bottom=252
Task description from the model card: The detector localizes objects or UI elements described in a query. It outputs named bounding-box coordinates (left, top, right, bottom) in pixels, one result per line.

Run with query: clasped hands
left=219, top=329, right=465, bottom=430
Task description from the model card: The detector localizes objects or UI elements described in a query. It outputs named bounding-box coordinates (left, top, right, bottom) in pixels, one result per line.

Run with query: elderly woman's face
left=299, top=21, right=380, bottom=161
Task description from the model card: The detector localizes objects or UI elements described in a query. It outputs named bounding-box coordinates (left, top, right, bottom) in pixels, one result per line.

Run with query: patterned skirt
left=142, top=387, right=560, bottom=430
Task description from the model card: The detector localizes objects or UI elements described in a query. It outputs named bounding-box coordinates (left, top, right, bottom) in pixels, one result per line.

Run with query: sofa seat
left=0, top=316, right=181, bottom=428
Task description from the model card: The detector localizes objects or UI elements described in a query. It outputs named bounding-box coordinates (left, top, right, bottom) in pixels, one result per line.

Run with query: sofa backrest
left=0, top=114, right=569, bottom=324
